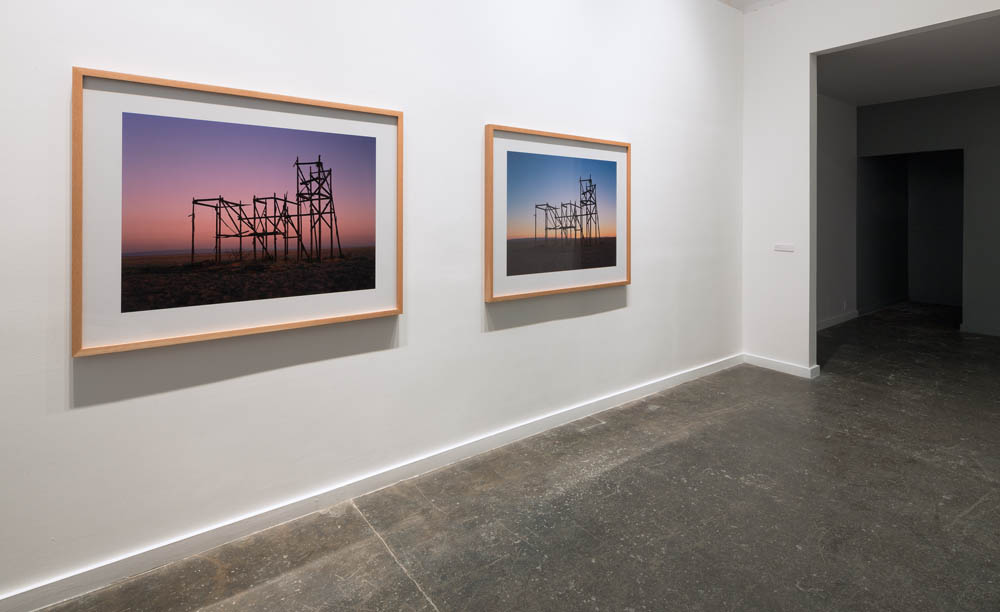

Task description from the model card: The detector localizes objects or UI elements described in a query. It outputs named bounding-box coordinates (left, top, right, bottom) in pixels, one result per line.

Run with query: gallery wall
left=0, top=0, right=744, bottom=602
left=816, top=93, right=857, bottom=328
left=859, top=87, right=1000, bottom=334
left=742, top=0, right=1000, bottom=369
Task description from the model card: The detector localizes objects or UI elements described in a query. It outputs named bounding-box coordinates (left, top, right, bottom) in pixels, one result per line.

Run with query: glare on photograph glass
left=121, top=113, right=376, bottom=312
left=506, top=151, right=616, bottom=276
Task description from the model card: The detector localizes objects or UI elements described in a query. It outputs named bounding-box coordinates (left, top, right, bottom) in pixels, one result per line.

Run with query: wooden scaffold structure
left=189, top=156, right=344, bottom=264
left=533, top=175, right=601, bottom=245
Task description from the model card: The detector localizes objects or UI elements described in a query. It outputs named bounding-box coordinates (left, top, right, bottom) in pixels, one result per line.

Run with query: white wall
left=860, top=88, right=1000, bottom=334
left=816, top=94, right=857, bottom=328
left=0, top=0, right=744, bottom=602
left=742, top=0, right=1000, bottom=368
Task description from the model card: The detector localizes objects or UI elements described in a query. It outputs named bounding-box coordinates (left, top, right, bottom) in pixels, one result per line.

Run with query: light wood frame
left=72, top=67, right=403, bottom=357
left=484, top=124, right=631, bottom=302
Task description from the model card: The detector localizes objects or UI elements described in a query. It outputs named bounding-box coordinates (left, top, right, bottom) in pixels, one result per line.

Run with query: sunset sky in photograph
left=122, top=113, right=376, bottom=254
left=506, top=152, right=617, bottom=240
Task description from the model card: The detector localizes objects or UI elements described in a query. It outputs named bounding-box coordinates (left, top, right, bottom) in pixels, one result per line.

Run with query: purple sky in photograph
left=122, top=113, right=376, bottom=254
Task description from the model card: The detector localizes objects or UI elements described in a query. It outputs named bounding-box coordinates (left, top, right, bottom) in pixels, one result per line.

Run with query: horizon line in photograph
left=505, top=233, right=618, bottom=241
left=121, top=242, right=378, bottom=258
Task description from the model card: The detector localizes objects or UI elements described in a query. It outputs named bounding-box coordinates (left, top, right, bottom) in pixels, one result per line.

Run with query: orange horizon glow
left=506, top=232, right=618, bottom=241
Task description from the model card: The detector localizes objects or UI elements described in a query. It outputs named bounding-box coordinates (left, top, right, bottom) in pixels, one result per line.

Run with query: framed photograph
left=72, top=68, right=403, bottom=356
left=485, top=124, right=630, bottom=302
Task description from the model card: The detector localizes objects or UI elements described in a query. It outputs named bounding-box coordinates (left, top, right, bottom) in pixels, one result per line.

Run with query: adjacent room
left=816, top=12, right=1000, bottom=373
left=1, top=1, right=997, bottom=611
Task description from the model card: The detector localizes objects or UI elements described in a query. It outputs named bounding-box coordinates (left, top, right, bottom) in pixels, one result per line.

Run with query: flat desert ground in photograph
left=121, top=248, right=375, bottom=312
left=506, top=237, right=616, bottom=276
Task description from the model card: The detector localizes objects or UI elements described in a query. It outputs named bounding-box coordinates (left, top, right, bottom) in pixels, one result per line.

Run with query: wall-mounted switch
left=774, top=243, right=795, bottom=253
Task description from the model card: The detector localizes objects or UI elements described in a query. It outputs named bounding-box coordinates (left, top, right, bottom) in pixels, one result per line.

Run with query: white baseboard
left=2, top=353, right=747, bottom=612
left=817, top=310, right=858, bottom=331
left=743, top=353, right=820, bottom=379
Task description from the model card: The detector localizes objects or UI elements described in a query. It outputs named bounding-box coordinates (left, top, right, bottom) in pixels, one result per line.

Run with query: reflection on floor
left=43, top=303, right=1000, bottom=611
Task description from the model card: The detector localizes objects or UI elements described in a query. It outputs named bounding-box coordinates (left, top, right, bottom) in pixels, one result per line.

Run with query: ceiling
left=818, top=12, right=1000, bottom=106
left=719, top=0, right=785, bottom=12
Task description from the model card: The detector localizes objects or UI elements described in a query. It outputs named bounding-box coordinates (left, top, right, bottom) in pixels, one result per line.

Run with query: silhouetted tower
left=578, top=175, right=600, bottom=244
left=296, top=155, right=344, bottom=261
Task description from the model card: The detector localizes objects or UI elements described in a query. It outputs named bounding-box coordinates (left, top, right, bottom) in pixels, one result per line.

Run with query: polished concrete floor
left=43, top=303, right=999, bottom=611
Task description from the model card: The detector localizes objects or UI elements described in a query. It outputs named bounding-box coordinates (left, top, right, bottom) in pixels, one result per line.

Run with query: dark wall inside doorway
left=907, top=151, right=964, bottom=307
left=857, top=155, right=909, bottom=313
left=856, top=151, right=963, bottom=314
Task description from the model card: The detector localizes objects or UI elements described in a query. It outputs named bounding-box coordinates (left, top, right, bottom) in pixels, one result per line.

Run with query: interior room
left=816, top=12, right=1000, bottom=356
left=1, top=1, right=997, bottom=611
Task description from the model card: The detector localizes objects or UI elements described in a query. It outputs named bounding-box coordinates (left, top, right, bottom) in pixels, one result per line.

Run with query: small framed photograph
left=72, top=68, right=403, bottom=356
left=485, top=124, right=630, bottom=302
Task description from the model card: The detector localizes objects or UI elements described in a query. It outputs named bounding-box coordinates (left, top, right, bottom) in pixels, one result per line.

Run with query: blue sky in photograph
left=506, top=151, right=617, bottom=239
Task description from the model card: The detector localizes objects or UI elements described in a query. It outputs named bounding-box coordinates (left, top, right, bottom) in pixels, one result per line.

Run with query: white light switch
left=774, top=243, right=795, bottom=253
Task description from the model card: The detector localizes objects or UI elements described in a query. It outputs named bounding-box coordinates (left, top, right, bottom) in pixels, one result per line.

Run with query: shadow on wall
left=483, top=285, right=627, bottom=332
left=71, top=316, right=401, bottom=408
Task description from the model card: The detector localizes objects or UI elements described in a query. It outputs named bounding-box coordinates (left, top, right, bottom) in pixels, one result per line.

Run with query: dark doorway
left=856, top=150, right=964, bottom=316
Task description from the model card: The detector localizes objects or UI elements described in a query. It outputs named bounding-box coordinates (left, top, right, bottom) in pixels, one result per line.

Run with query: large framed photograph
left=485, top=124, right=630, bottom=302
left=72, top=68, right=402, bottom=356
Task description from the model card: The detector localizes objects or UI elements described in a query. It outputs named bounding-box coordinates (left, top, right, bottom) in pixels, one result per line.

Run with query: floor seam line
left=351, top=500, right=441, bottom=612
left=944, top=491, right=992, bottom=531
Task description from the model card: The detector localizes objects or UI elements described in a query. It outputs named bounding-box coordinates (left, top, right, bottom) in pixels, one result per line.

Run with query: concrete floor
left=42, top=303, right=999, bottom=611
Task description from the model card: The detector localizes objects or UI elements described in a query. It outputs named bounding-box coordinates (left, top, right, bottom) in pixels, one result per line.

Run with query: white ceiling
left=719, top=0, right=785, bottom=13
left=818, top=12, right=1000, bottom=106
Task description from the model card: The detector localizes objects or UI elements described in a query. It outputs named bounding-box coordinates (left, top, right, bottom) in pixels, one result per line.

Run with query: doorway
left=813, top=12, right=1000, bottom=368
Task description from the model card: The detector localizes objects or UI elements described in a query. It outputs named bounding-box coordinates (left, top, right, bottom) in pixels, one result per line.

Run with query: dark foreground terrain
left=121, top=247, right=375, bottom=312
left=506, top=236, right=616, bottom=276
